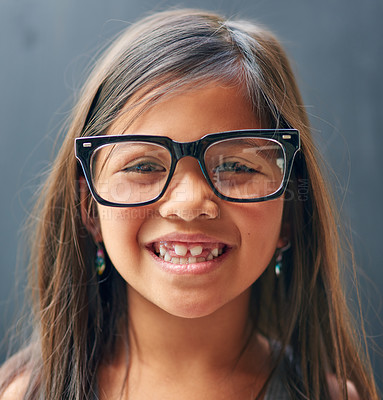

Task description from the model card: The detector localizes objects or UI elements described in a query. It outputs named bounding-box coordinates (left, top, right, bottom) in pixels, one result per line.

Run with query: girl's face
left=95, top=83, right=285, bottom=318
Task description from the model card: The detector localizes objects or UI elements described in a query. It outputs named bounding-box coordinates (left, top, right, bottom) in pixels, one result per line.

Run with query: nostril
left=157, top=204, right=219, bottom=221
left=176, top=209, right=207, bottom=221
left=200, top=211, right=217, bottom=219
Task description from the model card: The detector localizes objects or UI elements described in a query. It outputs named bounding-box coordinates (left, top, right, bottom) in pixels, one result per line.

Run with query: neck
left=125, top=286, right=261, bottom=375
left=99, top=287, right=273, bottom=400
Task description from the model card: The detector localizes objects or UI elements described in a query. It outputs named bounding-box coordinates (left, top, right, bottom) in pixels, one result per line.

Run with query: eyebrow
left=242, top=144, right=281, bottom=153
left=211, top=137, right=281, bottom=151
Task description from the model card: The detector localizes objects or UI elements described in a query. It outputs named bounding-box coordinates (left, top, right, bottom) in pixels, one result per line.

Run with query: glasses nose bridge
left=171, top=140, right=208, bottom=182
left=173, top=140, right=199, bottom=161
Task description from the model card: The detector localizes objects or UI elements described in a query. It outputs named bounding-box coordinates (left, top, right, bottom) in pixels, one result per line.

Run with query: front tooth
left=164, top=252, right=171, bottom=262
left=159, top=245, right=167, bottom=256
left=180, top=257, right=188, bottom=264
left=211, top=248, right=219, bottom=257
left=188, top=257, right=197, bottom=263
left=197, top=257, right=206, bottom=262
left=171, top=257, right=180, bottom=264
left=190, top=245, right=203, bottom=256
left=174, top=244, right=188, bottom=256
left=207, top=253, right=213, bottom=261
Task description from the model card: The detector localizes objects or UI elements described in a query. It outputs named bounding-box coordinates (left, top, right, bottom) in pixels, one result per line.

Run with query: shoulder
left=327, top=374, right=360, bottom=400
left=0, top=343, right=37, bottom=400
left=0, top=373, right=30, bottom=400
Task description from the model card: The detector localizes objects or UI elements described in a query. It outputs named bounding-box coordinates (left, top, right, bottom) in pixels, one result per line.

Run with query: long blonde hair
left=0, top=9, right=378, bottom=399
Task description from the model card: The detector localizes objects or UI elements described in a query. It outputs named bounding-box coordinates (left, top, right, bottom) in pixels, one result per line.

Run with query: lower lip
left=147, top=248, right=230, bottom=275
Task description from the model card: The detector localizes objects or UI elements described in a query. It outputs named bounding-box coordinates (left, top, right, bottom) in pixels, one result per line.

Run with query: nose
left=158, top=159, right=219, bottom=221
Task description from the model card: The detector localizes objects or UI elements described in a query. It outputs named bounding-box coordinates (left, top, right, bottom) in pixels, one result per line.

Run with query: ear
left=277, top=221, right=291, bottom=249
left=79, top=176, right=103, bottom=243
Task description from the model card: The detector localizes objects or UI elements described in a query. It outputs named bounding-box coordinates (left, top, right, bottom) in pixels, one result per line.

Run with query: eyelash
left=212, top=161, right=258, bottom=174
left=123, top=162, right=166, bottom=173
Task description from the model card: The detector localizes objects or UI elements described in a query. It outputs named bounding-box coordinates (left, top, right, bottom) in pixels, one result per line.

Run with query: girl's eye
left=213, top=161, right=258, bottom=174
left=123, top=162, right=166, bottom=173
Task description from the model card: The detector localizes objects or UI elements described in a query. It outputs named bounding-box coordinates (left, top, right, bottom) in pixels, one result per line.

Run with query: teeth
left=159, top=245, right=167, bottom=256
left=155, top=243, right=226, bottom=264
left=174, top=244, right=188, bottom=256
left=190, top=245, right=203, bottom=256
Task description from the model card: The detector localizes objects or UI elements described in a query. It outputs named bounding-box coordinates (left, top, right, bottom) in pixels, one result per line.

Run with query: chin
left=159, top=295, right=228, bottom=319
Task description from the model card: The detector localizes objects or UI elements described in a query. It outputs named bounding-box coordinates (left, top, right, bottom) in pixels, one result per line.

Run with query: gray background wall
left=1, top=0, right=382, bottom=393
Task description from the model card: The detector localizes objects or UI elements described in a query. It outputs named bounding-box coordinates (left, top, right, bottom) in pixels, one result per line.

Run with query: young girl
left=0, top=8, right=379, bottom=400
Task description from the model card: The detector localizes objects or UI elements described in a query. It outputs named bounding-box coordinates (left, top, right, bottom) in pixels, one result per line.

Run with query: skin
left=0, top=83, right=360, bottom=400
left=90, top=83, right=286, bottom=399
left=95, top=83, right=285, bottom=319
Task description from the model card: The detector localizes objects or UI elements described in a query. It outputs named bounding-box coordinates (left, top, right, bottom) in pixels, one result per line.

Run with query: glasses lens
left=90, top=142, right=171, bottom=204
left=204, top=137, right=285, bottom=200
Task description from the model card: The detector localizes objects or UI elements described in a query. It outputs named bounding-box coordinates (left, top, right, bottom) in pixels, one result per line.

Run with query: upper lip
left=145, top=232, right=232, bottom=246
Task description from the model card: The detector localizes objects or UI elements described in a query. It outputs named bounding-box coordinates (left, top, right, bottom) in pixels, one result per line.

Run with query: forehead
left=107, top=82, right=261, bottom=142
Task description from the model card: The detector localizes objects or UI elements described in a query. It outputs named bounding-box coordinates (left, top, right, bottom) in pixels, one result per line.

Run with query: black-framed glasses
left=75, top=129, right=300, bottom=207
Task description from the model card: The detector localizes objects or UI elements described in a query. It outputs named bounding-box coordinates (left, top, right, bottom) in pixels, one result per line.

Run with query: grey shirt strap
left=263, top=364, right=290, bottom=399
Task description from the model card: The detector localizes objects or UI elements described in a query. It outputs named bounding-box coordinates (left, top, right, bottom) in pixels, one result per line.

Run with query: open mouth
left=148, top=241, right=229, bottom=265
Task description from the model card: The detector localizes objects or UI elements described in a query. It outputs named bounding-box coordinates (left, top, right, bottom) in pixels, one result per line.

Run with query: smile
left=145, top=233, right=232, bottom=274
left=152, top=241, right=227, bottom=264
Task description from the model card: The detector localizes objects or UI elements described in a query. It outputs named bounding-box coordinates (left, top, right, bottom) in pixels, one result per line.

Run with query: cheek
left=244, top=201, right=283, bottom=241
left=96, top=206, right=148, bottom=267
left=228, top=199, right=284, bottom=275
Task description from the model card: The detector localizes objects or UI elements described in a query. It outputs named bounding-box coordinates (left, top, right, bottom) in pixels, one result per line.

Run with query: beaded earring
left=275, top=241, right=291, bottom=277
left=275, top=252, right=282, bottom=276
left=95, top=244, right=106, bottom=276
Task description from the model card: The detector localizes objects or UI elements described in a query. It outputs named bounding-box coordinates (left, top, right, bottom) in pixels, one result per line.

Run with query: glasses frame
left=75, top=129, right=300, bottom=207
